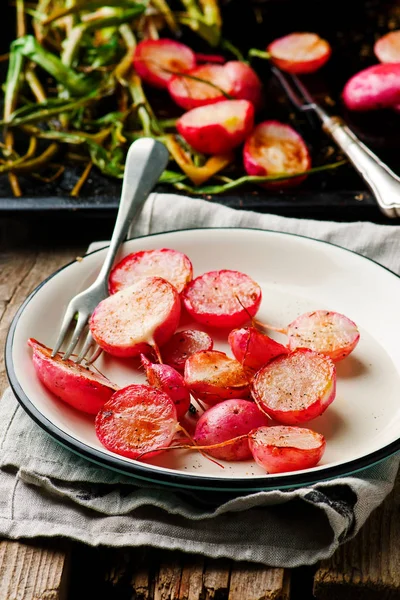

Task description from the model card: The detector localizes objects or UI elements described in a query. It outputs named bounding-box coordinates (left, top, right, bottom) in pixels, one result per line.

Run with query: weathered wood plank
left=229, top=564, right=290, bottom=600
left=0, top=540, right=70, bottom=600
left=313, top=473, right=400, bottom=600
left=154, top=556, right=183, bottom=600
left=203, top=558, right=231, bottom=600
left=178, top=555, right=205, bottom=600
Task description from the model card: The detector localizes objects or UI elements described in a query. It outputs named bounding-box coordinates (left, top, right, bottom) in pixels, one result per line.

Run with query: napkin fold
left=1, top=193, right=399, bottom=567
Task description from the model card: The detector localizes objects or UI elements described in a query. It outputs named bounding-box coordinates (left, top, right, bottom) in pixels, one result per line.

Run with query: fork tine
left=85, top=345, right=103, bottom=366
left=271, top=66, right=309, bottom=110
left=74, top=330, right=95, bottom=365
left=51, top=305, right=77, bottom=357
left=62, top=313, right=89, bottom=361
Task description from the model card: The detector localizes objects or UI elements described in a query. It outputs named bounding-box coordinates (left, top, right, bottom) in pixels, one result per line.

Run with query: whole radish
left=342, top=63, right=400, bottom=111
left=133, top=39, right=196, bottom=89
left=229, top=326, right=288, bottom=372
left=162, top=329, right=214, bottom=373
left=194, top=399, right=269, bottom=461
left=140, top=354, right=190, bottom=420
left=224, top=61, right=263, bottom=109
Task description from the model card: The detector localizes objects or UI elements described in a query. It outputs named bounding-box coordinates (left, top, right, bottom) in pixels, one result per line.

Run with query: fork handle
left=322, top=116, right=400, bottom=218
left=94, top=138, right=169, bottom=288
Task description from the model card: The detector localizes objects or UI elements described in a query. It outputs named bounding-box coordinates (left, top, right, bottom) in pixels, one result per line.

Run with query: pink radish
left=28, top=338, right=118, bottom=415
left=133, top=39, right=196, bottom=89
left=374, top=31, right=400, bottom=64
left=90, top=277, right=180, bottom=358
left=252, top=349, right=336, bottom=425
left=140, top=354, right=190, bottom=420
left=108, top=248, right=193, bottom=295
left=194, top=399, right=269, bottom=461
left=184, top=350, right=250, bottom=404
left=95, top=384, right=179, bottom=459
left=168, top=64, right=233, bottom=110
left=224, top=61, right=263, bottom=109
left=182, top=269, right=262, bottom=329
left=243, top=120, right=311, bottom=188
left=287, top=310, right=360, bottom=362
left=268, top=32, right=331, bottom=74
left=342, top=63, right=400, bottom=111
left=229, top=326, right=288, bottom=372
left=176, top=100, right=254, bottom=154
left=249, top=425, right=326, bottom=473
left=161, top=329, right=214, bottom=373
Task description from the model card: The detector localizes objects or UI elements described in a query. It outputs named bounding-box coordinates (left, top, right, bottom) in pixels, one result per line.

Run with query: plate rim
left=5, top=226, right=400, bottom=492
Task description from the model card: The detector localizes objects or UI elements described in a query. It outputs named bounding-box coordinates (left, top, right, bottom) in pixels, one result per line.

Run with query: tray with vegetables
left=2, top=0, right=400, bottom=220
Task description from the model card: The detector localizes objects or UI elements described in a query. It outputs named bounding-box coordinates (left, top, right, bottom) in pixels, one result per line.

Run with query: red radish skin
left=195, top=53, right=225, bottom=64
left=194, top=399, right=269, bottom=461
left=229, top=326, right=288, bottom=372
left=252, top=349, right=336, bottom=425
left=168, top=64, right=233, bottom=110
left=249, top=426, right=326, bottom=473
left=96, top=384, right=178, bottom=460
left=343, top=63, right=400, bottom=111
left=28, top=338, right=118, bottom=415
left=133, top=39, right=196, bottom=89
left=268, top=33, right=331, bottom=74
left=243, top=121, right=311, bottom=188
left=109, top=248, right=193, bottom=295
left=224, top=61, right=263, bottom=110
left=287, top=310, right=360, bottom=362
left=184, top=350, right=250, bottom=404
left=176, top=100, right=254, bottom=155
left=374, top=31, right=400, bottom=64
left=140, top=354, right=190, bottom=420
left=90, top=277, right=180, bottom=358
left=161, top=329, right=214, bottom=373
left=182, top=269, right=262, bottom=329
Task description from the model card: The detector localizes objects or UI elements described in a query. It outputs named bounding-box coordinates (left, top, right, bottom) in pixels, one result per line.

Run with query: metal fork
left=51, top=138, right=169, bottom=364
left=272, top=66, right=400, bottom=218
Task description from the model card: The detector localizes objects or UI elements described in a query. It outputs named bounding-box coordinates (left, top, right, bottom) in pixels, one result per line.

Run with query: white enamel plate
left=6, top=228, right=400, bottom=491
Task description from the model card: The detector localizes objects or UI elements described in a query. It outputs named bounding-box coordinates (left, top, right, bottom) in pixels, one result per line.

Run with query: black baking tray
left=1, top=0, right=400, bottom=222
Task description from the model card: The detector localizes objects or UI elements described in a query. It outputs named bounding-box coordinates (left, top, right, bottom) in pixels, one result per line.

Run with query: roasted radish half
left=243, top=121, right=311, bottom=188
left=374, top=31, right=400, bottom=64
left=252, top=349, right=336, bottom=425
left=342, top=63, right=400, bottom=111
left=161, top=329, right=214, bottom=373
left=90, top=277, right=180, bottom=357
left=28, top=338, right=118, bottom=414
left=109, top=248, right=193, bottom=295
left=224, top=61, right=263, bottom=109
left=229, top=326, right=288, bottom=372
left=287, top=310, right=360, bottom=362
left=177, top=100, right=254, bottom=154
left=184, top=350, right=250, bottom=404
left=194, top=399, right=269, bottom=461
left=168, top=64, right=233, bottom=110
left=140, top=354, right=190, bottom=420
left=182, top=269, right=262, bottom=329
left=268, top=32, right=331, bottom=74
left=249, top=425, right=326, bottom=473
left=133, top=39, right=196, bottom=89
left=96, top=384, right=179, bottom=459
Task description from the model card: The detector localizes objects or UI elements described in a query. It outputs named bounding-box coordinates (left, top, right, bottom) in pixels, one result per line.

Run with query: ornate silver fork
left=272, top=66, right=400, bottom=218
left=51, top=137, right=169, bottom=364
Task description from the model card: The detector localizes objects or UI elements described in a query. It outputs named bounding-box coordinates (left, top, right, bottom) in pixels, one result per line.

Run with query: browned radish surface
left=374, top=31, right=400, bottom=63
left=252, top=349, right=336, bottom=424
left=161, top=329, right=214, bottom=372
left=133, top=39, right=196, bottom=89
left=268, top=32, right=331, bottom=74
left=109, top=248, right=193, bottom=295
left=182, top=269, right=262, bottom=329
left=90, top=277, right=180, bottom=357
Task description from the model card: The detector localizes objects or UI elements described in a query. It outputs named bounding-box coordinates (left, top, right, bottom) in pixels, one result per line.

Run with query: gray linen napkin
left=1, top=193, right=399, bottom=568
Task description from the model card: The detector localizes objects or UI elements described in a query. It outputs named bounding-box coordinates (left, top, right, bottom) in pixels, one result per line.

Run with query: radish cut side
left=374, top=31, right=400, bottom=64
left=162, top=329, right=214, bottom=373
left=133, top=39, right=196, bottom=89
left=287, top=310, right=360, bottom=362
left=28, top=338, right=118, bottom=415
left=90, top=277, right=180, bottom=357
left=268, top=32, right=331, bottom=74
left=182, top=269, right=262, bottom=329
left=194, top=399, right=269, bottom=461
left=96, top=384, right=178, bottom=459
left=249, top=425, right=326, bottom=473
left=168, top=64, right=233, bottom=110
left=109, top=248, right=193, bottom=295
left=184, top=350, right=250, bottom=405
left=243, top=120, right=311, bottom=188
left=177, top=100, right=254, bottom=155
left=252, top=349, right=336, bottom=424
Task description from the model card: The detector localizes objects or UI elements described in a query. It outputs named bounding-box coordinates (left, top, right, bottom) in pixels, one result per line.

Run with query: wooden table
left=0, top=215, right=399, bottom=600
